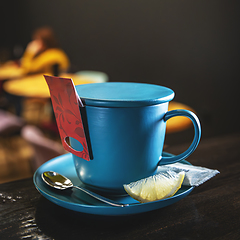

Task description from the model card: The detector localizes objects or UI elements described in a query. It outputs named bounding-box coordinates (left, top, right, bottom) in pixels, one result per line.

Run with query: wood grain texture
left=0, top=133, right=239, bottom=239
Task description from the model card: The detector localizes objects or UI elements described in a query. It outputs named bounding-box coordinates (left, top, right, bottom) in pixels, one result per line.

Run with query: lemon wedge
left=123, top=171, right=185, bottom=203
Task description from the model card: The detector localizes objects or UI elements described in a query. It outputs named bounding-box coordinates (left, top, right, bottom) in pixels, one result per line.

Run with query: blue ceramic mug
left=70, top=82, right=201, bottom=194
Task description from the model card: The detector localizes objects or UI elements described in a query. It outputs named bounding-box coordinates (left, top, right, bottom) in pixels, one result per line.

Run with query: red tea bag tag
left=44, top=75, right=90, bottom=161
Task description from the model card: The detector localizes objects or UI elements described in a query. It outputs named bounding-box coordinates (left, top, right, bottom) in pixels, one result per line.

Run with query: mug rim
left=75, top=82, right=175, bottom=107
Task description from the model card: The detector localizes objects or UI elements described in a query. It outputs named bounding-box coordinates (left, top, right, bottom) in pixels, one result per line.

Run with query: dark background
left=1, top=0, right=240, bottom=144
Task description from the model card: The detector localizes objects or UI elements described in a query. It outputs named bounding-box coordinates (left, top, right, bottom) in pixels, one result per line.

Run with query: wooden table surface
left=0, top=133, right=239, bottom=239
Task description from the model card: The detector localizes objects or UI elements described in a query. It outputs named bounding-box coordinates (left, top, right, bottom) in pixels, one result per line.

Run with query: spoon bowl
left=42, top=171, right=129, bottom=207
left=42, top=171, right=73, bottom=190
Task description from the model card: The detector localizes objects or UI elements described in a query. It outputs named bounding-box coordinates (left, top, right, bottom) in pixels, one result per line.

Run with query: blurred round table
left=0, top=63, right=24, bottom=80
left=3, top=76, right=195, bottom=133
left=3, top=73, right=98, bottom=125
left=166, top=101, right=195, bottom=133
left=3, top=73, right=95, bottom=98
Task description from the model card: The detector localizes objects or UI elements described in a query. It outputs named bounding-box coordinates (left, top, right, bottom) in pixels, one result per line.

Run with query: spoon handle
left=73, top=186, right=129, bottom=207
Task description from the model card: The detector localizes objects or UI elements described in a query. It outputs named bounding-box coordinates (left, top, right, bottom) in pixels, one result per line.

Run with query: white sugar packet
left=157, top=162, right=220, bottom=186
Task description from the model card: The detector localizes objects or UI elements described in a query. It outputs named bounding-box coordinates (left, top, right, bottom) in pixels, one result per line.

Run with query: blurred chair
left=21, top=125, right=65, bottom=171
left=0, top=109, right=25, bottom=137
left=22, top=97, right=51, bottom=125
left=76, top=70, right=109, bottom=83
left=0, top=110, right=25, bottom=162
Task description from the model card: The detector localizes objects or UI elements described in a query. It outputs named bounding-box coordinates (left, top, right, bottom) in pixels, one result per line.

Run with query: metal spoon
left=41, top=171, right=129, bottom=207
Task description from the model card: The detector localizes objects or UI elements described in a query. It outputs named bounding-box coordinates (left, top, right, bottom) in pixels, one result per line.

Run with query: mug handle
left=158, top=109, right=201, bottom=165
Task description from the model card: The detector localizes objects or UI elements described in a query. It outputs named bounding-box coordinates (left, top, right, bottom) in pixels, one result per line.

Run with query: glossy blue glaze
left=71, top=103, right=168, bottom=194
left=70, top=82, right=201, bottom=194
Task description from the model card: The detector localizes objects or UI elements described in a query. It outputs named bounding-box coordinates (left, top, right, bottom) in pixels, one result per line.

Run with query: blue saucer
left=33, top=153, right=194, bottom=216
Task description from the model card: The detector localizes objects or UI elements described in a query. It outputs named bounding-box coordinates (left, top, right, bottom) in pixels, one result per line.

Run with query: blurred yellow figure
left=21, top=27, right=70, bottom=75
